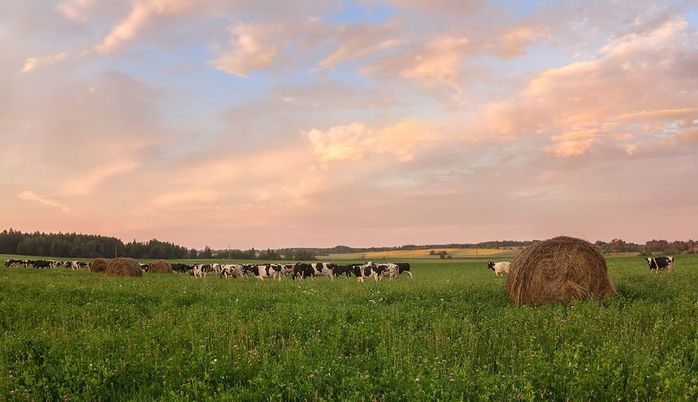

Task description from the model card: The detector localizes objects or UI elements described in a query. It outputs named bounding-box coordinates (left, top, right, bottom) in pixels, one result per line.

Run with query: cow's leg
left=404, top=271, right=413, bottom=279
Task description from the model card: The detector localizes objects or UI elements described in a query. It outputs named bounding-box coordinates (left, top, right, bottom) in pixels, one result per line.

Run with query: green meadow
left=0, top=255, right=696, bottom=400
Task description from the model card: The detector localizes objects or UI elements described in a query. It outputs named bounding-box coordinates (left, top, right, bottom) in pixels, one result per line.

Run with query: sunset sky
left=2, top=0, right=697, bottom=249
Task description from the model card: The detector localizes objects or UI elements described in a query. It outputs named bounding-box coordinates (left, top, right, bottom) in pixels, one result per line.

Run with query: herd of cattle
left=4, top=259, right=88, bottom=270
left=3, top=256, right=677, bottom=278
left=2, top=259, right=413, bottom=282
left=185, top=261, right=413, bottom=282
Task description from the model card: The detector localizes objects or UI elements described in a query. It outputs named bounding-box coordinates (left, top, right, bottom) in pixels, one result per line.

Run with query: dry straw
left=149, top=260, right=172, bottom=273
left=105, top=258, right=143, bottom=277
left=89, top=258, right=109, bottom=273
left=506, top=236, right=617, bottom=306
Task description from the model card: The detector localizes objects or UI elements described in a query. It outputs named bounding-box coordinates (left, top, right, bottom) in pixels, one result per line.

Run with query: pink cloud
left=305, top=120, right=433, bottom=162
left=96, top=0, right=199, bottom=54
left=17, top=191, right=73, bottom=214
left=55, top=0, right=96, bottom=22
left=482, top=18, right=698, bottom=156
left=21, top=52, right=68, bottom=73
left=210, top=23, right=280, bottom=77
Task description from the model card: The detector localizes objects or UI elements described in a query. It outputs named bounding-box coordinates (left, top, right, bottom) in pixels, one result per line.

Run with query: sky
left=2, top=0, right=698, bottom=249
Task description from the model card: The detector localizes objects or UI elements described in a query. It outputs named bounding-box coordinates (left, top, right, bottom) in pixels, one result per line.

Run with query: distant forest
left=0, top=229, right=695, bottom=259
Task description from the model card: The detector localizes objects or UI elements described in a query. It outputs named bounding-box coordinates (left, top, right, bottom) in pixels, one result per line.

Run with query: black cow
left=645, top=256, right=674, bottom=272
left=395, top=262, right=413, bottom=279
left=332, top=265, right=351, bottom=277
left=171, top=263, right=193, bottom=273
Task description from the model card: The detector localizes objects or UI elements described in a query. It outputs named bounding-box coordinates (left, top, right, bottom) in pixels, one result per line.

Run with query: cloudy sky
left=2, top=0, right=697, bottom=248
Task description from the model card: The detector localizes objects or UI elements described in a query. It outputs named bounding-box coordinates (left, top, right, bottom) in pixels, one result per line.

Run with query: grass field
left=322, top=248, right=519, bottom=260
left=1, top=255, right=697, bottom=400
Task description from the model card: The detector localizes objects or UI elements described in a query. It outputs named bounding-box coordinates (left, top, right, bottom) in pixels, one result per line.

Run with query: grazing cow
left=171, top=263, right=193, bottom=273
left=139, top=263, right=150, bottom=273
left=220, top=264, right=245, bottom=279
left=255, top=264, right=284, bottom=281
left=354, top=262, right=387, bottom=283
left=332, top=265, right=351, bottom=278
left=394, top=262, right=413, bottom=279
left=488, top=261, right=511, bottom=276
left=645, top=256, right=674, bottom=272
left=292, top=263, right=314, bottom=280
left=71, top=261, right=81, bottom=271
left=283, top=264, right=296, bottom=276
left=381, top=263, right=401, bottom=280
left=32, top=260, right=51, bottom=269
left=191, top=264, right=211, bottom=278
left=311, top=263, right=336, bottom=279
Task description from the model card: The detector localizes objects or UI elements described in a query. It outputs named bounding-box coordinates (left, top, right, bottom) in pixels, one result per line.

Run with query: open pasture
left=1, top=255, right=697, bottom=400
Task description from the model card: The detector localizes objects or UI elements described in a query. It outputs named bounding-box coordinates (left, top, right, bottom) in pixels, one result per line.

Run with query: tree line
left=0, top=229, right=189, bottom=259
left=0, top=229, right=317, bottom=260
left=593, top=238, right=698, bottom=255
left=1, top=229, right=695, bottom=259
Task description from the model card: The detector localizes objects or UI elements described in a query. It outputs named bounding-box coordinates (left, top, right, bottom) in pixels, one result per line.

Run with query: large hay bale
left=105, top=258, right=143, bottom=277
left=149, top=260, right=172, bottom=273
left=90, top=258, right=109, bottom=273
left=506, top=236, right=617, bottom=306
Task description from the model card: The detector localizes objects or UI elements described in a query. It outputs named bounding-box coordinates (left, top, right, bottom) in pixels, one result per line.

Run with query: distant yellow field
left=322, top=248, right=520, bottom=260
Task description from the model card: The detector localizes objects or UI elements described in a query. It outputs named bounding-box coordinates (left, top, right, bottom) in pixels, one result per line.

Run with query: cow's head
left=487, top=261, right=495, bottom=271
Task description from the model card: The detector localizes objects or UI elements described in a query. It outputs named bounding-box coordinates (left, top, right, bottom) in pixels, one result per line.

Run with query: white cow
left=487, top=261, right=510, bottom=276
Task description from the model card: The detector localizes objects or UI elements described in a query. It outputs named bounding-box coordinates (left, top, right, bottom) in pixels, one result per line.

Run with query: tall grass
left=0, top=255, right=696, bottom=400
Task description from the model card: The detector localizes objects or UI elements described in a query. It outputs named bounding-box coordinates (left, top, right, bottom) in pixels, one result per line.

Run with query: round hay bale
left=90, top=258, right=109, bottom=273
left=506, top=236, right=617, bottom=306
left=105, top=258, right=143, bottom=277
left=149, top=260, right=172, bottom=273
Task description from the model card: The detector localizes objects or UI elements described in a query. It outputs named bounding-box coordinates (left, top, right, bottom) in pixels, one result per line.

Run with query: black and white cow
left=645, top=256, right=674, bottom=272
left=311, top=263, right=336, bottom=279
left=71, top=261, right=88, bottom=270
left=292, top=262, right=314, bottom=280
left=353, top=262, right=388, bottom=283
left=191, top=264, right=211, bottom=277
left=220, top=264, right=245, bottom=279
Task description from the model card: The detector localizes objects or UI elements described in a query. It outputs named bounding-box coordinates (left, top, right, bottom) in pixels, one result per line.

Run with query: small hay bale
left=506, top=236, right=617, bottom=306
left=149, top=260, right=172, bottom=273
left=90, top=258, right=109, bottom=273
left=105, top=258, right=143, bottom=277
